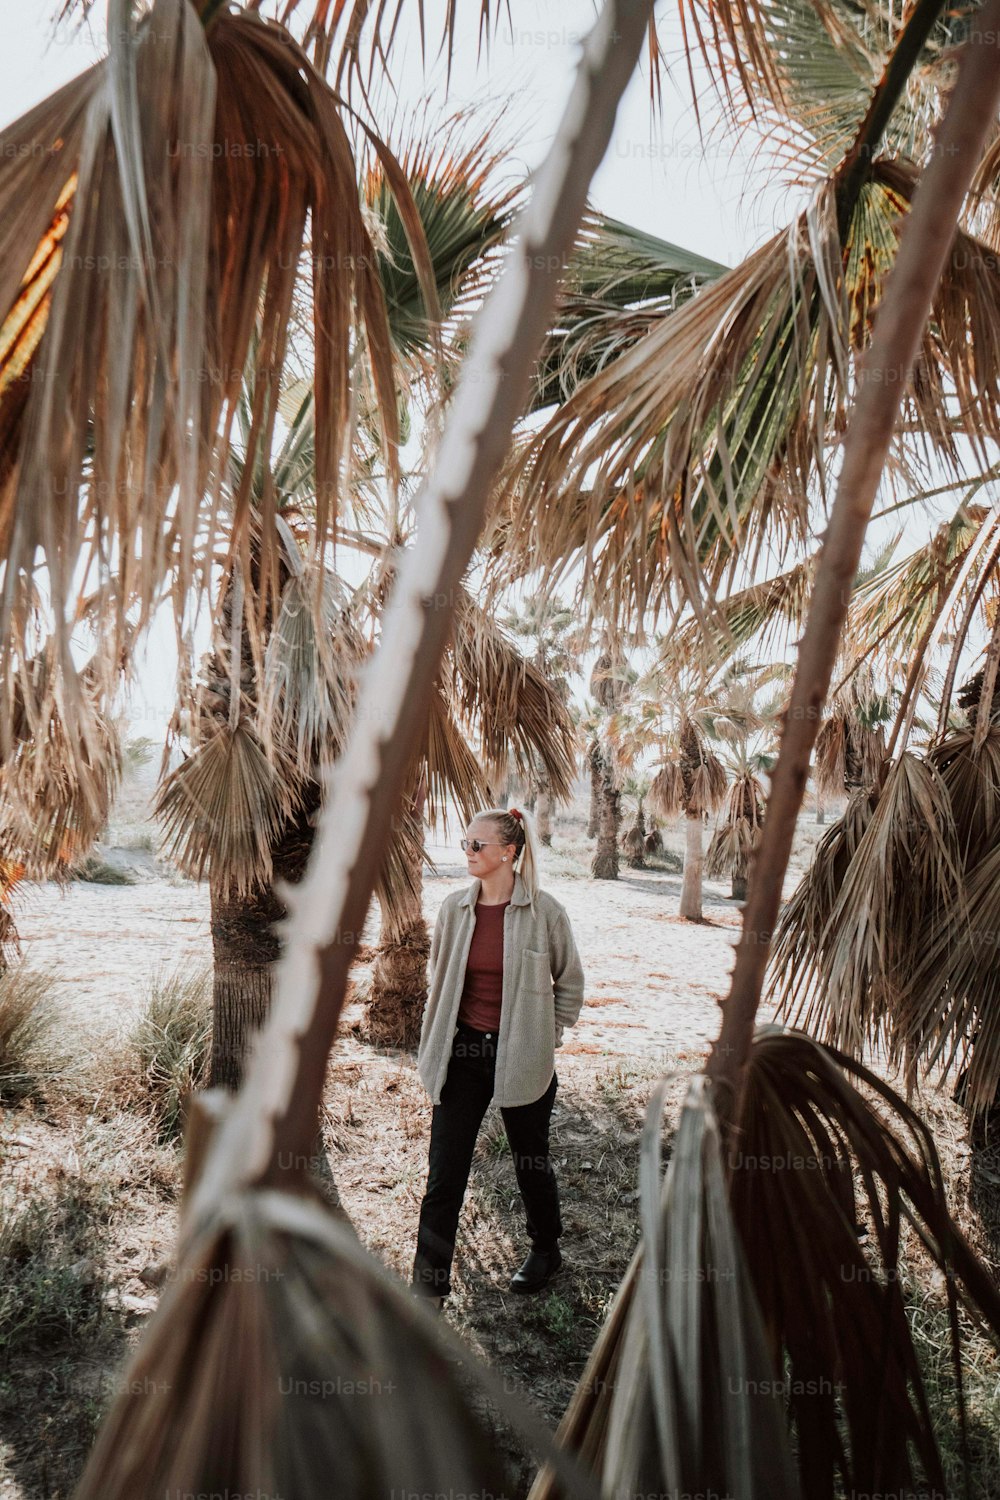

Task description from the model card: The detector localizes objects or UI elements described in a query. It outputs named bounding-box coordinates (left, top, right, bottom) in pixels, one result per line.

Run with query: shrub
left=71, top=853, right=138, bottom=886
left=0, top=1185, right=108, bottom=1366
left=0, top=966, right=65, bottom=1105
left=102, top=968, right=212, bottom=1142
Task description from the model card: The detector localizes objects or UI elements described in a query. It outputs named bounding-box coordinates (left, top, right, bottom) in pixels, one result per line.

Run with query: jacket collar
left=459, top=870, right=532, bottom=908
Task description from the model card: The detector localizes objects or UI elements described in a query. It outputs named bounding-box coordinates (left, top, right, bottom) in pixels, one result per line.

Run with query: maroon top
left=456, top=899, right=508, bottom=1032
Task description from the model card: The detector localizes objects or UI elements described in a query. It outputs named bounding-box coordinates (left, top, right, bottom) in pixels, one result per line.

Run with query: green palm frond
left=363, top=108, right=519, bottom=363
left=258, top=567, right=365, bottom=778
left=532, top=212, right=727, bottom=411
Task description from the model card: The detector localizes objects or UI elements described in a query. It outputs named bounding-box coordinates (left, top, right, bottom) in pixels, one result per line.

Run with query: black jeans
left=412, top=1021, right=562, bottom=1298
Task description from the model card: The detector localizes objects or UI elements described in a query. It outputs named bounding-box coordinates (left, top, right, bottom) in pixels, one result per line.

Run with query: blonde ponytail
left=480, top=805, right=541, bottom=900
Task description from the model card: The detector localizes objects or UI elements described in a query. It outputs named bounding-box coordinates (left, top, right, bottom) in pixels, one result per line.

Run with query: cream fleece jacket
left=415, top=871, right=585, bottom=1107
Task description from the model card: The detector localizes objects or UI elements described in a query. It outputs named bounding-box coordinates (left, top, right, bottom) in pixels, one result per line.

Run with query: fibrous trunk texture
left=367, top=837, right=429, bottom=1049
left=679, top=810, right=704, bottom=921
left=591, top=742, right=620, bottom=880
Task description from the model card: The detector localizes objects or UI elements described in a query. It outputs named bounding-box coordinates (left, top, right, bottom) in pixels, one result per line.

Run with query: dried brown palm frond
left=676, top=715, right=728, bottom=819
left=728, top=1026, right=1000, bottom=1496
left=447, top=584, right=578, bottom=800
left=648, top=760, right=685, bottom=821
left=543, top=1015, right=1000, bottom=1499
left=813, top=699, right=888, bottom=796
left=504, top=145, right=1000, bottom=626
left=266, top=0, right=782, bottom=117
left=155, top=720, right=302, bottom=898
left=771, top=790, right=876, bottom=1019
left=844, top=500, right=992, bottom=676
left=705, top=771, right=765, bottom=881
left=0, top=1, right=421, bottom=760
left=687, top=757, right=729, bottom=819
left=417, top=680, right=490, bottom=826
left=76, top=1185, right=602, bottom=1500
left=662, top=554, right=816, bottom=675
left=600, top=1075, right=798, bottom=1499
left=925, top=723, right=1000, bottom=866
left=904, top=838, right=1000, bottom=1114
left=589, top=648, right=631, bottom=713
left=778, top=754, right=963, bottom=1060
left=0, top=641, right=124, bottom=879
left=530, top=1077, right=798, bottom=1500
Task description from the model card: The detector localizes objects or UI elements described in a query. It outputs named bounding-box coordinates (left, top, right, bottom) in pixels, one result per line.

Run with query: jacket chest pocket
left=522, top=948, right=553, bottom=999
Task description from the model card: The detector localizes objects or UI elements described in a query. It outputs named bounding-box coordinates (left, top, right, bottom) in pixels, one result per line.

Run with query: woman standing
left=411, top=806, right=585, bottom=1310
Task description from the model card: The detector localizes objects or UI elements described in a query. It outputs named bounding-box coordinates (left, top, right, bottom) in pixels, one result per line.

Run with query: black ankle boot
left=509, top=1244, right=562, bottom=1294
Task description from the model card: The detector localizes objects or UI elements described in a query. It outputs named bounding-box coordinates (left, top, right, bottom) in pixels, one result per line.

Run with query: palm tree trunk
left=588, top=743, right=600, bottom=838
left=535, top=763, right=553, bottom=845
left=679, top=810, right=704, bottom=921
left=210, top=793, right=316, bottom=1090
left=209, top=879, right=283, bottom=1091
left=732, top=873, right=748, bottom=900
left=367, top=809, right=429, bottom=1049
left=591, top=742, right=620, bottom=880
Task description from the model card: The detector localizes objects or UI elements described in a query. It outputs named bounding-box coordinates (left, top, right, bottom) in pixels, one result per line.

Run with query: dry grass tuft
left=97, top=968, right=212, bottom=1143
left=0, top=964, right=65, bottom=1106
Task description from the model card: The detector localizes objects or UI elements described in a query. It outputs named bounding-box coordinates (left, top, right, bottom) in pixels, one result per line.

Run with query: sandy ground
left=11, top=821, right=749, bottom=1074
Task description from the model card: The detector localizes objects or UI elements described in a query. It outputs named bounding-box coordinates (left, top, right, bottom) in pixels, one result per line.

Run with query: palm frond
left=0, top=4, right=409, bottom=747
left=154, top=721, right=300, bottom=898
left=600, top=1076, right=798, bottom=1499
left=927, top=724, right=1000, bottom=865
left=906, top=838, right=1000, bottom=1113
left=363, top=106, right=519, bottom=364
left=777, top=753, right=964, bottom=1060
left=448, top=584, right=578, bottom=799
left=0, top=642, right=123, bottom=878
left=706, top=771, right=766, bottom=878
left=730, top=1026, right=1000, bottom=1496
left=419, top=681, right=491, bottom=827
left=532, top=211, right=726, bottom=411
left=770, top=790, right=877, bottom=1019
left=258, top=566, right=364, bottom=778
left=648, top=761, right=685, bottom=820
left=505, top=156, right=1000, bottom=626
left=76, top=1186, right=602, bottom=1500
left=660, top=555, right=816, bottom=675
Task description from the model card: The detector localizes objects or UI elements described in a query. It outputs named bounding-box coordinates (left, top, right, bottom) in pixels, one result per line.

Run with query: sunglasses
left=460, top=838, right=504, bottom=853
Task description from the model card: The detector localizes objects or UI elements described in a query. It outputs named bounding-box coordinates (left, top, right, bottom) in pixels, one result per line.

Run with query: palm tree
left=148, top=114, right=578, bottom=1078
left=500, top=592, right=582, bottom=845
left=500, top=3, right=1000, bottom=641
left=587, top=646, right=633, bottom=880
left=648, top=714, right=727, bottom=921
left=701, top=669, right=785, bottom=899
left=619, top=773, right=650, bottom=868
left=705, top=748, right=770, bottom=900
